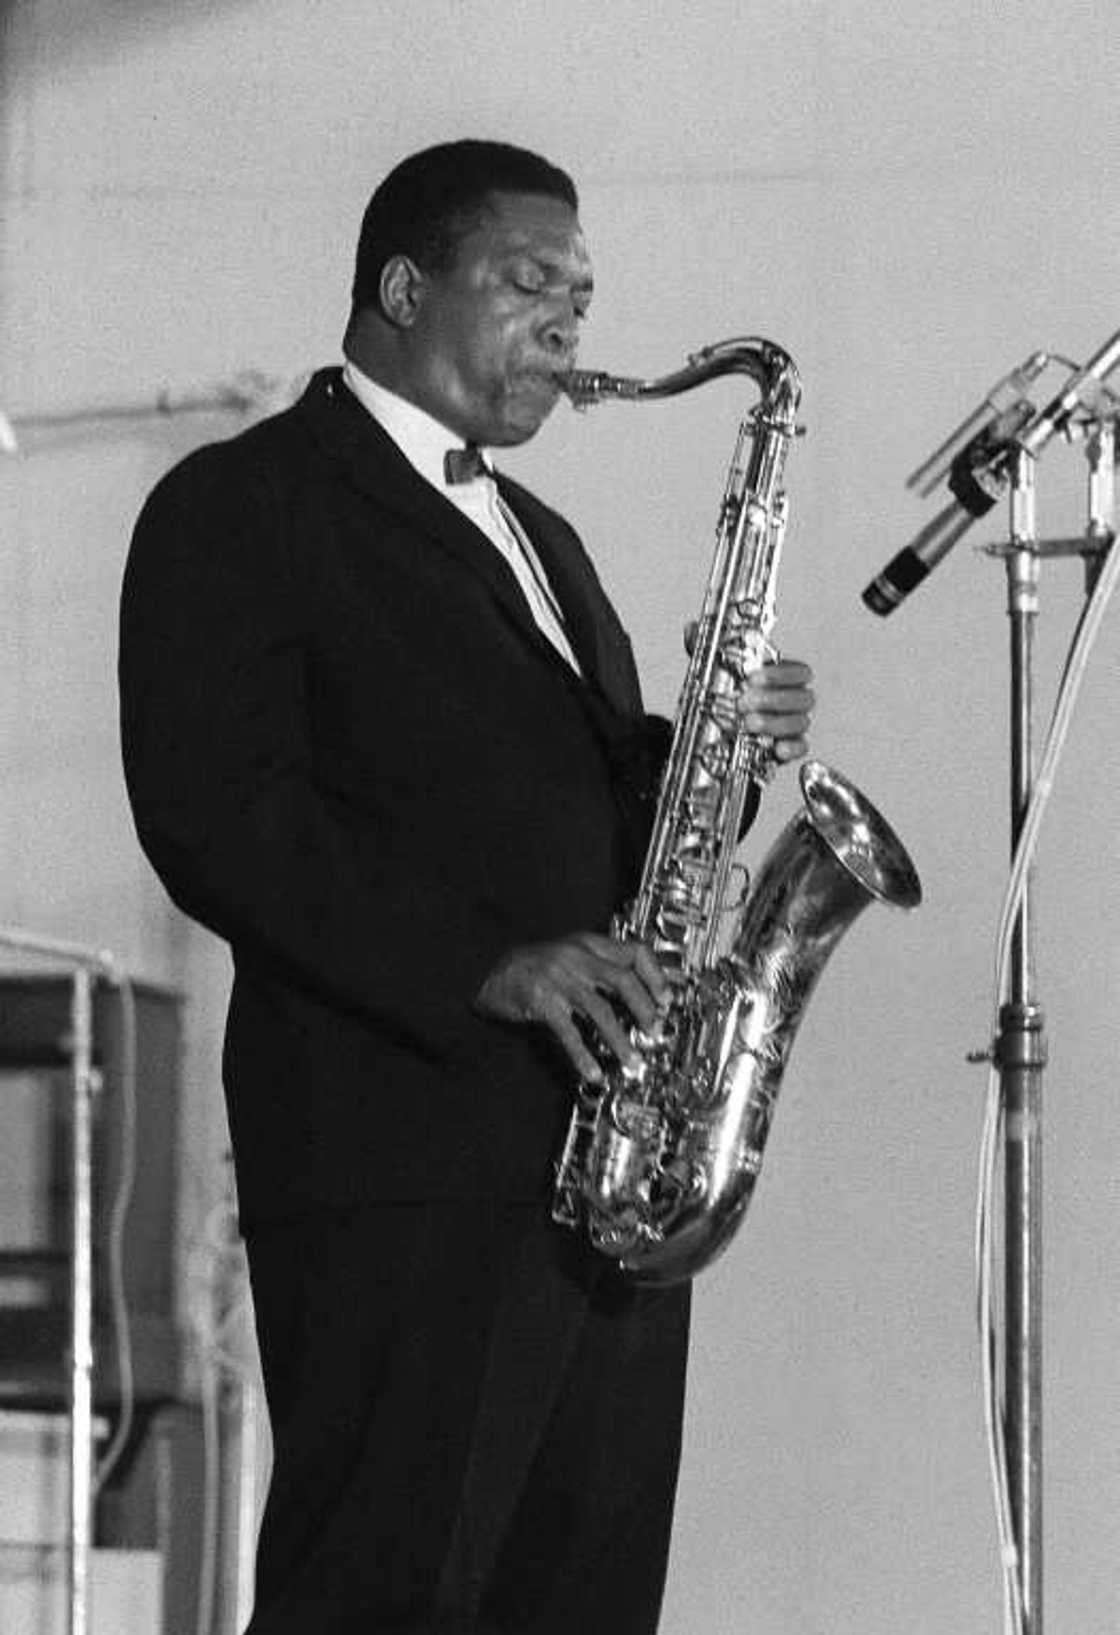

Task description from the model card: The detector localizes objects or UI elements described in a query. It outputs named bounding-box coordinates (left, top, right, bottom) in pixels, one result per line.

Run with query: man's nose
left=540, top=302, right=580, bottom=358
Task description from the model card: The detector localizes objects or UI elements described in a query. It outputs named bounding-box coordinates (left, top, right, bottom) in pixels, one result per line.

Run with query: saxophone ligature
left=551, top=338, right=922, bottom=1285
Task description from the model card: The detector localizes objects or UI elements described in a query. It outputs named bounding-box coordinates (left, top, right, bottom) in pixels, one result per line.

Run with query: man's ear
left=378, top=254, right=427, bottom=329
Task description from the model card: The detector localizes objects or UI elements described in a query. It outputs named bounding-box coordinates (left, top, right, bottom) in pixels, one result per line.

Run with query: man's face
left=402, top=190, right=593, bottom=447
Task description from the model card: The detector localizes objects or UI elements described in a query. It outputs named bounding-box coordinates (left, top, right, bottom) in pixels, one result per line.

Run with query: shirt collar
left=341, top=357, right=493, bottom=491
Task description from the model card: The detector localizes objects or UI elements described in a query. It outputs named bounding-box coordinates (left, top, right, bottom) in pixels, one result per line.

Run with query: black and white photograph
left=0, top=4, right=1117, bottom=1632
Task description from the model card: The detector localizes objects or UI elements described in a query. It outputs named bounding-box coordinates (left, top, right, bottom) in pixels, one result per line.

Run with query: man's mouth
left=516, top=370, right=564, bottom=402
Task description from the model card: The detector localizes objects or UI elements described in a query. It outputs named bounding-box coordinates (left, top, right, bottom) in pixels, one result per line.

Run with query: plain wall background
left=1, top=3, right=1118, bottom=1630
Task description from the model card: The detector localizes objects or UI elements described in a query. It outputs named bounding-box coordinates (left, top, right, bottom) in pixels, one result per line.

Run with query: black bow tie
left=444, top=443, right=492, bottom=484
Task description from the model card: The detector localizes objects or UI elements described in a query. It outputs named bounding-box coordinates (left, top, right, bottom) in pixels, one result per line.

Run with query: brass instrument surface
left=552, top=341, right=921, bottom=1283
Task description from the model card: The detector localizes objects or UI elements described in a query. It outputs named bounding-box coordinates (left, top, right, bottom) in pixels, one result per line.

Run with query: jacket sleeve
left=119, top=448, right=512, bottom=1060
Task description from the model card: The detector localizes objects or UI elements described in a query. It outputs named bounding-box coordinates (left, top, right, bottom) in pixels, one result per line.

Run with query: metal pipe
left=0, top=928, right=119, bottom=1635
left=1001, top=449, right=1045, bottom=1633
left=68, top=968, right=96, bottom=1635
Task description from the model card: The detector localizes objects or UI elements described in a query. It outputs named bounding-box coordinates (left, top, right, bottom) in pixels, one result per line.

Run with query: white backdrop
left=1, top=3, right=1118, bottom=1630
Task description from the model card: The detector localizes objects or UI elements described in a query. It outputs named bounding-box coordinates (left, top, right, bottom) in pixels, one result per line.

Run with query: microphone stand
left=878, top=334, right=1120, bottom=1631
left=983, top=414, right=1115, bottom=1634
left=999, top=446, right=1045, bottom=1633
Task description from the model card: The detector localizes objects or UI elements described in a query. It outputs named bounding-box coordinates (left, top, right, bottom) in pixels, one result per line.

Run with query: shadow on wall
left=0, top=0, right=259, bottom=71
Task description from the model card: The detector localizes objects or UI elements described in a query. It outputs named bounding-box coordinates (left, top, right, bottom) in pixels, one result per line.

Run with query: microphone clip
left=946, top=397, right=1037, bottom=519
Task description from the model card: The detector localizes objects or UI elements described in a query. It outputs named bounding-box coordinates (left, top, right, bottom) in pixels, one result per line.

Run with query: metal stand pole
left=68, top=968, right=98, bottom=1635
left=0, top=931, right=116, bottom=1635
left=998, top=450, right=1045, bottom=1632
left=889, top=337, right=1120, bottom=1630
left=992, top=418, right=1117, bottom=1632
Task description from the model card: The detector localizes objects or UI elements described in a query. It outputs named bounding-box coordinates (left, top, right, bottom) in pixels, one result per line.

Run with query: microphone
left=905, top=351, right=1048, bottom=498
left=863, top=329, right=1120, bottom=617
left=1017, top=325, right=1120, bottom=458
left=947, top=326, right=1120, bottom=521
left=863, top=396, right=1037, bottom=615
left=862, top=498, right=977, bottom=615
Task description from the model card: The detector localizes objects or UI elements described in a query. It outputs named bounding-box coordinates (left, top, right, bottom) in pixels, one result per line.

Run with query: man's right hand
left=474, top=932, right=670, bottom=1084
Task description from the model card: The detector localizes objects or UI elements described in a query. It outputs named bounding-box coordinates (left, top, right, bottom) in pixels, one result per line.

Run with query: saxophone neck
left=559, top=337, right=801, bottom=423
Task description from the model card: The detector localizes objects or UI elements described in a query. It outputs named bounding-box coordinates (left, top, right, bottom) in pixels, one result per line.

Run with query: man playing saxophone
left=120, top=138, right=813, bottom=1634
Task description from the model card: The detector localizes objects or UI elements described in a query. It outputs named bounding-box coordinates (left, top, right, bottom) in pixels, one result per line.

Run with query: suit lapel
left=495, top=478, right=600, bottom=683
left=498, top=476, right=644, bottom=720
left=300, top=369, right=566, bottom=667
left=297, top=369, right=645, bottom=722
left=296, top=369, right=655, bottom=869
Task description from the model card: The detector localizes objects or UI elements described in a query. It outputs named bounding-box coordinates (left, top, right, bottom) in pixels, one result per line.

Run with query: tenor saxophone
left=551, top=338, right=922, bottom=1285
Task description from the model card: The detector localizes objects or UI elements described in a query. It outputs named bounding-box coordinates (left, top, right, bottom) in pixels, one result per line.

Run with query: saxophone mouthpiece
left=557, top=368, right=649, bottom=410
left=556, top=368, right=607, bottom=410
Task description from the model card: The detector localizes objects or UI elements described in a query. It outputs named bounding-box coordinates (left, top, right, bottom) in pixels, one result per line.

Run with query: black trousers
left=243, top=1201, right=691, bottom=1634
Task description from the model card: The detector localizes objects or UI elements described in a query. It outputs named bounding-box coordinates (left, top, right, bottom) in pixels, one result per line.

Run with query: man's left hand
left=740, top=658, right=814, bottom=763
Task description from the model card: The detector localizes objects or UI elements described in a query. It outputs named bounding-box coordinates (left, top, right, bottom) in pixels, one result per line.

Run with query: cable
left=975, top=525, right=1120, bottom=1633
left=92, top=971, right=138, bottom=1496
left=186, top=1192, right=266, bottom=1635
left=0, top=371, right=306, bottom=454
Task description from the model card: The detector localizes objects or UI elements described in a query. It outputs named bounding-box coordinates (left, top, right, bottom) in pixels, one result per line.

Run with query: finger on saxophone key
left=740, top=658, right=814, bottom=761
left=472, top=931, right=670, bottom=1080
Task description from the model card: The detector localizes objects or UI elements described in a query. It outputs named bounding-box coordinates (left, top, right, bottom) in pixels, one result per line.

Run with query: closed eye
left=509, top=260, right=547, bottom=294
left=506, top=259, right=593, bottom=327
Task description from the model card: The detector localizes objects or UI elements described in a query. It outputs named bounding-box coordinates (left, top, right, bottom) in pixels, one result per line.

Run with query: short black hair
left=350, top=139, right=579, bottom=311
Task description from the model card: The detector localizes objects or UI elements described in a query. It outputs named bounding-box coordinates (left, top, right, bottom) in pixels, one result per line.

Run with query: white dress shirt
left=342, top=359, right=580, bottom=672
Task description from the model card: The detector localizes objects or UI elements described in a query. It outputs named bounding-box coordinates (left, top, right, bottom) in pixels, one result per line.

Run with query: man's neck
left=342, top=358, right=490, bottom=492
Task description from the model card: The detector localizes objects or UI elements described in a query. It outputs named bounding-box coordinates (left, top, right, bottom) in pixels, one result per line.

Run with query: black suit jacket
left=120, top=369, right=668, bottom=1226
